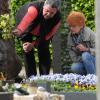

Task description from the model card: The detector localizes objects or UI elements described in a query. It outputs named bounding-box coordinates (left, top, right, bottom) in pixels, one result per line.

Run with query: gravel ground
left=19, top=67, right=53, bottom=77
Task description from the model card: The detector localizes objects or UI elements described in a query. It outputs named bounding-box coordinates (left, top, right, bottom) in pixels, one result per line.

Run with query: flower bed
left=0, top=73, right=97, bottom=100
left=29, top=73, right=97, bottom=100
left=29, top=73, right=97, bottom=93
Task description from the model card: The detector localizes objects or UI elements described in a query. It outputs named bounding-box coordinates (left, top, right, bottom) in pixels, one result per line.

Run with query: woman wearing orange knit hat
left=66, top=11, right=95, bottom=75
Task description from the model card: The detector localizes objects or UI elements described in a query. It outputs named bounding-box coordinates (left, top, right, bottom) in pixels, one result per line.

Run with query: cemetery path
left=19, top=67, right=53, bottom=78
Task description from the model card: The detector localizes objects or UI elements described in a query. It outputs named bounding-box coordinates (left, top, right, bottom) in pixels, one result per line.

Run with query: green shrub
left=0, top=14, right=12, bottom=40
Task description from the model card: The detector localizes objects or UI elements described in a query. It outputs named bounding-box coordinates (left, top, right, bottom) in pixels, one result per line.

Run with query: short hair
left=66, top=11, right=85, bottom=26
left=44, top=0, right=61, bottom=10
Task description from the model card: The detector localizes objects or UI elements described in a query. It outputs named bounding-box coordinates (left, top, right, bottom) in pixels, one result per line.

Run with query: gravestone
left=52, top=32, right=72, bottom=74
left=0, top=92, right=13, bottom=100
left=0, top=0, right=22, bottom=79
left=0, top=39, right=22, bottom=79
left=52, top=32, right=62, bottom=73
left=52, top=0, right=72, bottom=74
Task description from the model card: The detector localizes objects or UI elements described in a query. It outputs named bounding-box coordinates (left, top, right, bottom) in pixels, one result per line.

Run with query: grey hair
left=44, top=0, right=61, bottom=10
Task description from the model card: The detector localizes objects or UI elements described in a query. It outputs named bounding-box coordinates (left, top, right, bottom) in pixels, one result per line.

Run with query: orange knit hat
left=66, top=11, right=85, bottom=26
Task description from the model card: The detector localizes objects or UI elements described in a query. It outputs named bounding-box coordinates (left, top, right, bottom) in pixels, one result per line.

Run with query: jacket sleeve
left=45, top=21, right=61, bottom=40
left=17, top=6, right=38, bottom=33
left=84, top=27, right=95, bottom=56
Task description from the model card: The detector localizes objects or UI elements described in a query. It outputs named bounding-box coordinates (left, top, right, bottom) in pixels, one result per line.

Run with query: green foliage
left=60, top=0, right=72, bottom=67
left=0, top=14, right=12, bottom=40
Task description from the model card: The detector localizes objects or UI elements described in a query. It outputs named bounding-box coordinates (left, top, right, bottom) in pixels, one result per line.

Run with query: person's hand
left=76, top=44, right=88, bottom=52
left=12, top=29, right=22, bottom=37
left=23, top=42, right=34, bottom=52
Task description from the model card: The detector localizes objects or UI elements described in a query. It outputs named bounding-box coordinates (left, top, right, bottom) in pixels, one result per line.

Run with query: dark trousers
left=22, top=34, right=51, bottom=77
